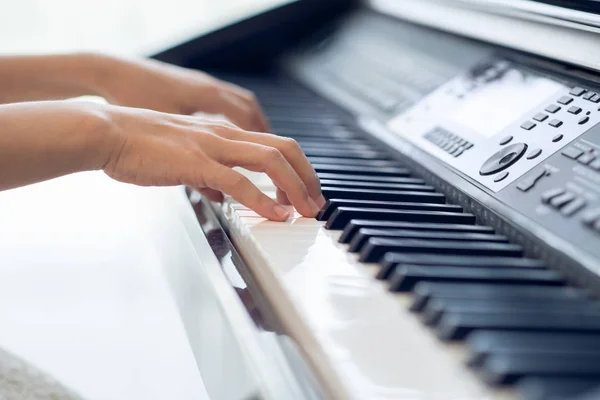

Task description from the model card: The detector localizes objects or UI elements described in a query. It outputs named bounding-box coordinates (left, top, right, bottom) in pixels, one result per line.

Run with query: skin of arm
left=0, top=100, right=323, bottom=221
left=0, top=54, right=325, bottom=220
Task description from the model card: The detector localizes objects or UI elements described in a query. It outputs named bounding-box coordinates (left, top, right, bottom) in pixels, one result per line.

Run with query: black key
left=317, top=173, right=424, bottom=184
left=327, top=208, right=474, bottom=230
left=318, top=200, right=461, bottom=221
left=482, top=353, right=600, bottom=385
left=321, top=188, right=445, bottom=204
left=427, top=296, right=590, bottom=327
left=320, top=180, right=435, bottom=192
left=303, top=148, right=383, bottom=159
left=437, top=311, right=600, bottom=341
left=519, top=377, right=600, bottom=400
left=410, top=283, right=585, bottom=312
left=378, top=254, right=544, bottom=280
left=467, top=331, right=600, bottom=367
left=361, top=238, right=521, bottom=263
left=313, top=164, right=411, bottom=176
left=309, top=158, right=399, bottom=167
left=340, top=220, right=493, bottom=244
left=349, top=229, right=507, bottom=253
left=389, top=265, right=560, bottom=292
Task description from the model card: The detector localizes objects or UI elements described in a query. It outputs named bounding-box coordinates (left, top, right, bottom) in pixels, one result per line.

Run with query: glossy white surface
left=0, top=173, right=209, bottom=400
left=221, top=171, right=516, bottom=400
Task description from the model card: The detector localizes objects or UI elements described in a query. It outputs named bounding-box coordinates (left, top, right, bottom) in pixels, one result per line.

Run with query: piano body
left=153, top=1, right=600, bottom=399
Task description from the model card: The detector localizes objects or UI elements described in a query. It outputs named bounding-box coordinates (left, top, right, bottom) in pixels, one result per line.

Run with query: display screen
left=449, top=67, right=566, bottom=138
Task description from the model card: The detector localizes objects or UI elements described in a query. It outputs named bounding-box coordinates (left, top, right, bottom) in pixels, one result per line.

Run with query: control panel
left=388, top=59, right=600, bottom=192
left=499, top=123, right=600, bottom=257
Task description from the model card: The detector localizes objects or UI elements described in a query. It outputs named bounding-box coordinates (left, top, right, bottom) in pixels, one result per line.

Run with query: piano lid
left=368, top=0, right=600, bottom=74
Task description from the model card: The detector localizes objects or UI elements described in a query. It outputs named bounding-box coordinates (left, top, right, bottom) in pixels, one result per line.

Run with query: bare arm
left=0, top=101, right=323, bottom=221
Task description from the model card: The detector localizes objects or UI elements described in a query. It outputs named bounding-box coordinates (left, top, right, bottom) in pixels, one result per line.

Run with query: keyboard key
left=389, top=265, right=561, bottom=292
left=313, top=164, right=412, bottom=176
left=437, top=311, right=600, bottom=341
left=520, top=122, right=535, bottom=131
left=533, top=113, right=548, bottom=122
left=467, top=331, right=600, bottom=367
left=481, top=353, right=600, bottom=385
left=360, top=238, right=522, bottom=263
left=339, top=221, right=493, bottom=244
left=317, top=173, right=424, bottom=184
left=549, top=119, right=563, bottom=127
left=317, top=199, right=460, bottom=221
left=545, top=104, right=561, bottom=113
left=348, top=229, right=507, bottom=253
left=519, top=377, right=600, bottom=400
left=567, top=106, right=582, bottom=114
left=326, top=208, right=475, bottom=230
left=410, top=283, right=586, bottom=312
left=583, top=92, right=596, bottom=100
left=321, top=188, right=446, bottom=203
left=319, top=179, right=435, bottom=192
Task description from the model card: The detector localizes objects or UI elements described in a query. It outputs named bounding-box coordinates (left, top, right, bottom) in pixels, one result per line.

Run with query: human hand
left=92, top=54, right=270, bottom=132
left=102, top=105, right=324, bottom=221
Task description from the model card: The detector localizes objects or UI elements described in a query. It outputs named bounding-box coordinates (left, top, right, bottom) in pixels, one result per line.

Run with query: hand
left=93, top=55, right=270, bottom=133
left=102, top=105, right=325, bottom=221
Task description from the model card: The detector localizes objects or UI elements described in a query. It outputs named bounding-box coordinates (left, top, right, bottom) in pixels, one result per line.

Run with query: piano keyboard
left=214, top=77, right=600, bottom=400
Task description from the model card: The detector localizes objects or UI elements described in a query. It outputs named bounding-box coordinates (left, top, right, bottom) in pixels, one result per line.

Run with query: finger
left=219, top=91, right=260, bottom=132
left=215, top=128, right=324, bottom=207
left=204, top=163, right=290, bottom=221
left=197, top=187, right=224, bottom=203
left=276, top=188, right=291, bottom=205
left=214, top=140, right=321, bottom=218
left=222, top=83, right=271, bottom=132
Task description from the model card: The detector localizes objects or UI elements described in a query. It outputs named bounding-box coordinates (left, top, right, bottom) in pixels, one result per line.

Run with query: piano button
left=360, top=238, right=522, bottom=263
left=560, top=197, right=587, bottom=217
left=549, top=192, right=576, bottom=209
left=349, top=229, right=507, bottom=253
left=410, top=283, right=585, bottom=312
left=541, top=188, right=566, bottom=204
left=317, top=173, right=424, bottom=184
left=557, top=96, right=573, bottom=105
left=481, top=353, right=600, bottom=385
left=308, top=157, right=400, bottom=167
left=339, top=220, right=493, bottom=244
left=437, top=311, right=600, bottom=341
left=313, top=164, right=411, bottom=176
left=518, top=377, right=600, bottom=400
left=319, top=180, right=435, bottom=192
left=378, top=255, right=545, bottom=280
left=317, top=200, right=461, bottom=222
left=389, top=265, right=560, bottom=292
left=326, top=208, right=475, bottom=230
left=467, top=331, right=600, bottom=368
left=321, top=188, right=446, bottom=204
left=570, top=87, right=587, bottom=96
left=545, top=104, right=561, bottom=113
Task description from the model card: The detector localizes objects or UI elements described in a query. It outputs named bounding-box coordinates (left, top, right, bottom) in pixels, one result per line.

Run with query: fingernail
left=274, top=205, right=290, bottom=221
left=308, top=197, right=321, bottom=216
left=315, top=195, right=327, bottom=208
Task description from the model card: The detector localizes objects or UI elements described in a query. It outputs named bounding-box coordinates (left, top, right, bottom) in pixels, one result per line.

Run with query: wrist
left=70, top=53, right=123, bottom=101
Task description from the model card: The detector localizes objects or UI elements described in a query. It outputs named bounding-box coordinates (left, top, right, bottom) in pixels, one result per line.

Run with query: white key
left=219, top=171, right=516, bottom=400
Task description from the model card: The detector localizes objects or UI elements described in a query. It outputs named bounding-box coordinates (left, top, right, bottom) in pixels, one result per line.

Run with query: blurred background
left=0, top=0, right=288, bottom=55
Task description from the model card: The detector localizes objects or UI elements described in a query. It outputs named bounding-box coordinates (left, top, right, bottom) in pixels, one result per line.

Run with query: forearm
left=0, top=101, right=115, bottom=190
left=0, top=53, right=113, bottom=104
